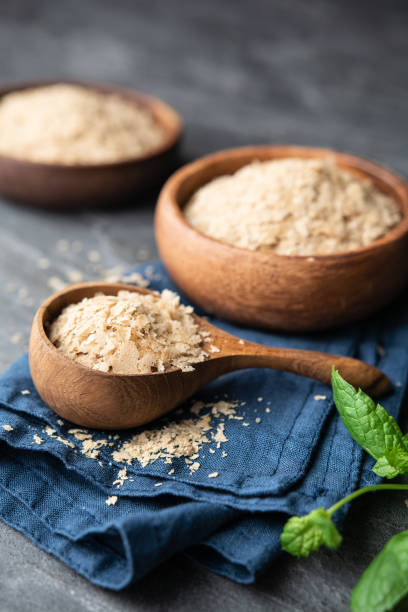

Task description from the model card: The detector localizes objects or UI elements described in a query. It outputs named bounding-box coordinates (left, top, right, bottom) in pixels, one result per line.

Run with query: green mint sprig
left=280, top=369, right=408, bottom=612
left=332, top=368, right=408, bottom=478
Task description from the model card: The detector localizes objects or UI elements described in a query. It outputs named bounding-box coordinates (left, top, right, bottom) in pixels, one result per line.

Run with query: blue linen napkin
left=0, top=261, right=407, bottom=588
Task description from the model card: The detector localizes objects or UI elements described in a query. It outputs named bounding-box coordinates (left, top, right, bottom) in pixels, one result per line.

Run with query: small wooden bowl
left=0, top=80, right=182, bottom=208
left=155, top=145, right=408, bottom=332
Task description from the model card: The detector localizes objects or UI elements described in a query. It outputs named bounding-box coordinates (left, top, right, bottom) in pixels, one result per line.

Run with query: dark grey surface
left=0, top=1, right=407, bottom=610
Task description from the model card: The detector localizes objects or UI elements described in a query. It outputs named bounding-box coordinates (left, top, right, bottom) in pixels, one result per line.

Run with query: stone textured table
left=0, top=1, right=407, bottom=610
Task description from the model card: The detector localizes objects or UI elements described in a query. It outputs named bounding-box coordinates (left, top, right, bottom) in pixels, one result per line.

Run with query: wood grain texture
left=0, top=80, right=182, bottom=209
left=29, top=282, right=390, bottom=429
left=1, top=0, right=408, bottom=610
left=156, top=145, right=408, bottom=332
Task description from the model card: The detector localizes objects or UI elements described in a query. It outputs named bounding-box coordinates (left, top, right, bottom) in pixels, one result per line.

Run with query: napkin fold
left=0, top=262, right=407, bottom=588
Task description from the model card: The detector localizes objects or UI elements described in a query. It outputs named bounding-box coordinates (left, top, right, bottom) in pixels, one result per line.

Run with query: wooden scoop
left=29, top=283, right=392, bottom=430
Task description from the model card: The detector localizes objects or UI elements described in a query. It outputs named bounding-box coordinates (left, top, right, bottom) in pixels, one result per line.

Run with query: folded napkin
left=0, top=262, right=407, bottom=588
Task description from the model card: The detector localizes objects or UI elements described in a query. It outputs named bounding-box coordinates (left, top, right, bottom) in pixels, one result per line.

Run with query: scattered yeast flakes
left=44, top=425, right=75, bottom=448
left=213, top=422, right=227, bottom=448
left=66, top=269, right=83, bottom=283
left=190, top=461, right=200, bottom=473
left=255, top=417, right=261, bottom=424
left=47, top=276, right=67, bottom=292
left=68, top=428, right=108, bottom=459
left=314, top=395, right=327, bottom=401
left=168, top=468, right=175, bottom=475
left=2, top=425, right=13, bottom=431
left=257, top=397, right=263, bottom=402
left=209, top=345, right=220, bottom=353
left=154, top=482, right=163, bottom=487
left=87, top=250, right=101, bottom=263
left=208, top=472, right=218, bottom=478
left=33, top=434, right=43, bottom=445
left=21, top=389, right=30, bottom=395
left=113, top=413, right=212, bottom=467
left=265, top=407, right=271, bottom=413
left=112, top=399, right=239, bottom=470
left=113, top=467, right=128, bottom=488
left=106, top=496, right=118, bottom=506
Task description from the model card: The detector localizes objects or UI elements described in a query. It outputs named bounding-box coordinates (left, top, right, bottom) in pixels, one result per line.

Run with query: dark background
left=0, top=1, right=407, bottom=610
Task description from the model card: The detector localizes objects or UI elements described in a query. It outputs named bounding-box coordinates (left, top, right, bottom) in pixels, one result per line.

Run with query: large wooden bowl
left=0, top=80, right=182, bottom=208
left=155, top=145, right=408, bottom=332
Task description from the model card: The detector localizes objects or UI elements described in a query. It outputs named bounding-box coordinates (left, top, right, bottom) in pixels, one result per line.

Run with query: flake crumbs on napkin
left=41, top=399, right=241, bottom=477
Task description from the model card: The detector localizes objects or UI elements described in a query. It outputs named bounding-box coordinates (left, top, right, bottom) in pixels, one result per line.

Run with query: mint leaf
left=373, top=449, right=408, bottom=479
left=351, top=530, right=408, bottom=612
left=332, top=369, right=408, bottom=477
left=281, top=508, right=342, bottom=558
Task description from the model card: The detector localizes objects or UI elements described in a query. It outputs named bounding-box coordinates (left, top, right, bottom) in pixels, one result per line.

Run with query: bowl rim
left=32, top=281, right=207, bottom=380
left=157, top=144, right=408, bottom=261
left=0, top=79, right=183, bottom=170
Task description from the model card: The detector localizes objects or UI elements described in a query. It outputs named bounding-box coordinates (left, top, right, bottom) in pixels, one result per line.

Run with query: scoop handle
left=225, top=344, right=392, bottom=398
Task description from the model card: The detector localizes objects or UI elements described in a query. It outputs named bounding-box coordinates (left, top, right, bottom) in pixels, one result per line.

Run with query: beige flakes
left=238, top=339, right=245, bottom=345
left=66, top=269, right=83, bottom=283
left=168, top=468, right=175, bottom=475
left=44, top=426, right=75, bottom=448
left=113, top=467, right=128, bottom=488
left=49, top=289, right=211, bottom=375
left=266, top=407, right=271, bottom=413
left=184, top=158, right=401, bottom=255
left=106, top=496, right=118, bottom=506
left=213, top=422, right=228, bottom=448
left=87, top=250, right=101, bottom=263
left=314, top=395, right=327, bottom=401
left=154, top=482, right=163, bottom=487
left=190, top=461, right=200, bottom=472
left=47, top=276, right=67, bottom=292
left=0, top=84, right=165, bottom=165
left=208, top=472, right=219, bottom=479
left=21, top=389, right=31, bottom=395
left=68, top=428, right=108, bottom=459
left=113, top=399, right=238, bottom=470
left=2, top=425, right=13, bottom=431
left=221, top=451, right=228, bottom=458
left=209, top=345, right=220, bottom=353
left=113, top=413, right=212, bottom=467
left=255, top=417, right=261, bottom=424
left=33, top=434, right=43, bottom=445
left=243, top=422, right=249, bottom=427
left=257, top=397, right=263, bottom=402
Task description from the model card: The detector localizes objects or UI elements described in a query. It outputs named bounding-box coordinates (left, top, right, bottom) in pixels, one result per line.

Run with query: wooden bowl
left=155, top=145, right=408, bottom=332
left=0, top=80, right=182, bottom=208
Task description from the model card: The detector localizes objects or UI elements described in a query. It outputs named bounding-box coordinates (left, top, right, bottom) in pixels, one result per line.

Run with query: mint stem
left=327, top=484, right=408, bottom=517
